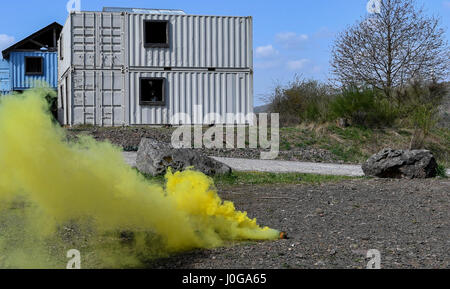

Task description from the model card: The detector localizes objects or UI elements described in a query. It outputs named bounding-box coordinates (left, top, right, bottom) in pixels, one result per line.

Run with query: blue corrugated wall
left=0, top=59, right=10, bottom=94
left=9, top=51, right=58, bottom=90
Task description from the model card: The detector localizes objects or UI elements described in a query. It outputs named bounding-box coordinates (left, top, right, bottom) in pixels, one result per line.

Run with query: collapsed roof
left=2, top=22, right=63, bottom=59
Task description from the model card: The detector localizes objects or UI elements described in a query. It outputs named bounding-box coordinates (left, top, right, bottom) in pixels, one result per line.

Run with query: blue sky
left=0, top=0, right=449, bottom=105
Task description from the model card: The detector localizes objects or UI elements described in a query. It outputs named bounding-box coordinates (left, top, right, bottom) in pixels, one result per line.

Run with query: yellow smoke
left=0, top=89, right=279, bottom=268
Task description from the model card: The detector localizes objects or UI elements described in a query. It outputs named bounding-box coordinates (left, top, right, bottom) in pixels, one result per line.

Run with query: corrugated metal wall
left=60, top=11, right=253, bottom=126
left=10, top=51, right=58, bottom=90
left=68, top=70, right=252, bottom=126
left=127, top=14, right=252, bottom=69
left=0, top=59, right=10, bottom=94
left=129, top=71, right=252, bottom=125
left=71, top=69, right=125, bottom=126
left=67, top=12, right=252, bottom=70
left=71, top=12, right=126, bottom=70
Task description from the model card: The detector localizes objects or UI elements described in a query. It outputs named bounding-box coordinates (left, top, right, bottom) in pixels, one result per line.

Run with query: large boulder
left=136, top=138, right=232, bottom=176
left=362, top=148, right=438, bottom=179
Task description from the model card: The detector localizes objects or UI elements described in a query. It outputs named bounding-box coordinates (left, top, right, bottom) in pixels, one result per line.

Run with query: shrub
left=266, top=77, right=446, bottom=130
left=329, top=87, right=398, bottom=127
left=436, top=164, right=447, bottom=178
left=45, top=91, right=58, bottom=121
left=395, top=81, right=447, bottom=149
left=267, top=77, right=335, bottom=126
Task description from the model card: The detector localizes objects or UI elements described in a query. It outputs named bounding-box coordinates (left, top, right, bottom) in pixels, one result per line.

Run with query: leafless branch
left=331, top=0, right=449, bottom=98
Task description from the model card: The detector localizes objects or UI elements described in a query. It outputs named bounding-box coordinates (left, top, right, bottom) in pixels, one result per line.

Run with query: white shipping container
left=128, top=70, right=253, bottom=125
left=58, top=10, right=253, bottom=126
left=59, top=11, right=252, bottom=70
left=127, top=13, right=253, bottom=69
left=59, top=12, right=127, bottom=71
left=61, top=69, right=253, bottom=126
left=58, top=69, right=126, bottom=126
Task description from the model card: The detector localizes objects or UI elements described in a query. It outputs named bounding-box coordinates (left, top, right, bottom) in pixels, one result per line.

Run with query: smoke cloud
left=0, top=89, right=279, bottom=268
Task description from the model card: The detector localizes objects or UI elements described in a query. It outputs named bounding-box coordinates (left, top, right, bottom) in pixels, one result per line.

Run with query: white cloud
left=287, top=59, right=310, bottom=70
left=443, top=1, right=450, bottom=8
left=255, top=45, right=279, bottom=58
left=0, top=34, right=15, bottom=52
left=277, top=32, right=309, bottom=42
left=255, top=60, right=282, bottom=69
left=276, top=32, right=309, bottom=49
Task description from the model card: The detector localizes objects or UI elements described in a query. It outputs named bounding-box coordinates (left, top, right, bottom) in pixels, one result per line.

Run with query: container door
left=96, top=70, right=125, bottom=126
left=72, top=70, right=125, bottom=126
left=72, top=70, right=95, bottom=125
left=72, top=12, right=125, bottom=69
left=96, top=13, right=125, bottom=69
left=72, top=14, right=96, bottom=69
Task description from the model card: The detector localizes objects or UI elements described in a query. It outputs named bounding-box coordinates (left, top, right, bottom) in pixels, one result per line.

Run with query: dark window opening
left=208, top=68, right=216, bottom=72
left=140, top=78, right=165, bottom=106
left=144, top=20, right=169, bottom=48
left=60, top=85, right=64, bottom=110
left=25, top=57, right=44, bottom=76
left=59, top=34, right=64, bottom=60
left=164, top=67, right=172, bottom=71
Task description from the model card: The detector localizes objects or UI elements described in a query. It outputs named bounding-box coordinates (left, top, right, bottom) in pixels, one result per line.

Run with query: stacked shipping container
left=9, top=51, right=58, bottom=90
left=0, top=59, right=9, bottom=94
left=1, top=23, right=62, bottom=94
left=58, top=10, right=253, bottom=126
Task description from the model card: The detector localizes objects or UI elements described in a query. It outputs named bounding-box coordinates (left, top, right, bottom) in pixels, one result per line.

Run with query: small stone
left=314, top=260, right=325, bottom=266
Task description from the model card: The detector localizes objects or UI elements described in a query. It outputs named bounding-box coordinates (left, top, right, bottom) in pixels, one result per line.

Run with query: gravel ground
left=211, top=157, right=365, bottom=176
left=122, top=153, right=449, bottom=176
left=149, top=178, right=449, bottom=269
left=68, top=127, right=340, bottom=163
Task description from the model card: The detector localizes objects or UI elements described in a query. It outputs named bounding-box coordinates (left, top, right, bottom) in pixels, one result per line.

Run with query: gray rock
left=136, top=138, right=232, bottom=176
left=337, top=118, right=350, bottom=128
left=362, top=148, right=437, bottom=179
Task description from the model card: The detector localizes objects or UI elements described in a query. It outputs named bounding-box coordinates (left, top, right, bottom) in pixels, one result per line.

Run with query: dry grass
left=280, top=123, right=450, bottom=166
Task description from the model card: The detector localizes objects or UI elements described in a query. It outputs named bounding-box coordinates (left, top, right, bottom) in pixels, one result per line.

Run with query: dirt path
left=124, top=152, right=362, bottom=176
left=123, top=152, right=449, bottom=176
left=211, top=157, right=364, bottom=176
left=149, top=178, right=450, bottom=269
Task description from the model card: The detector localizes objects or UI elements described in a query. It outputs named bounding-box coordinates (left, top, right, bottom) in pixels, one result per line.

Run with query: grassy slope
left=280, top=124, right=450, bottom=167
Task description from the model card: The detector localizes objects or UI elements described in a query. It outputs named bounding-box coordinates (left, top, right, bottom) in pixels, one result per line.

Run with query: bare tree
left=331, top=0, right=449, bottom=98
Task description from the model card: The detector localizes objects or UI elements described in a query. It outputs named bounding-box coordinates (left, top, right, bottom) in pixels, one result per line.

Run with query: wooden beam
left=53, top=28, right=57, bottom=48
left=28, top=39, right=46, bottom=48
